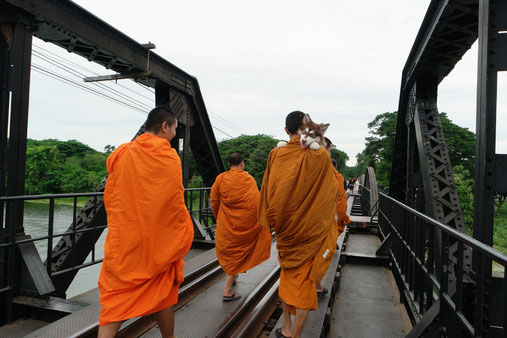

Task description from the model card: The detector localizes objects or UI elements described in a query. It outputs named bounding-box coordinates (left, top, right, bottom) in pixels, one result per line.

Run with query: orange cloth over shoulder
left=98, top=133, right=194, bottom=326
left=335, top=170, right=351, bottom=236
left=210, top=169, right=271, bottom=275
left=258, top=137, right=339, bottom=312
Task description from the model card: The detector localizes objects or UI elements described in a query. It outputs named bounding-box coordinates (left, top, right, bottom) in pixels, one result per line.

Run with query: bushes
left=25, top=139, right=108, bottom=194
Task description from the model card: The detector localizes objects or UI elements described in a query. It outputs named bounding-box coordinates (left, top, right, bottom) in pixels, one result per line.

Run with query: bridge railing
left=378, top=192, right=507, bottom=336
left=0, top=187, right=214, bottom=323
left=184, top=187, right=216, bottom=239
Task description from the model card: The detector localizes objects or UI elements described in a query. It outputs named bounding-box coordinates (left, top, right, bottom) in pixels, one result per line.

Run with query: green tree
left=25, top=138, right=108, bottom=194
left=453, top=164, right=474, bottom=233
left=356, top=112, right=397, bottom=187
left=330, top=148, right=348, bottom=173
left=356, top=112, right=475, bottom=188
left=218, top=134, right=279, bottom=187
left=25, top=145, right=62, bottom=194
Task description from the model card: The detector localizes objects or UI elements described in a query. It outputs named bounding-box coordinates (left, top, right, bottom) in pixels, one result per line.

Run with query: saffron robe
left=258, top=137, right=339, bottom=312
left=210, top=169, right=271, bottom=275
left=98, top=133, right=194, bottom=325
left=335, top=170, right=351, bottom=236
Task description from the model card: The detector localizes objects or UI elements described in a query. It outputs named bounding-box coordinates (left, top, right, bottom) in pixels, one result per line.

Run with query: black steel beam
left=401, top=0, right=478, bottom=93
left=473, top=0, right=499, bottom=334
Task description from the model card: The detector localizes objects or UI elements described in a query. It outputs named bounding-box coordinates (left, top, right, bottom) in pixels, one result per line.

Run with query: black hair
left=285, top=111, right=305, bottom=134
left=145, top=105, right=177, bottom=132
left=331, top=159, right=337, bottom=169
left=325, top=137, right=332, bottom=149
left=227, top=152, right=244, bottom=166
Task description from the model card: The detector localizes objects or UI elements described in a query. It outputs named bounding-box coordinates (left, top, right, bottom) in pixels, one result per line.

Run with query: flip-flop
left=317, top=286, right=329, bottom=297
left=222, top=292, right=241, bottom=302
left=275, top=327, right=292, bottom=338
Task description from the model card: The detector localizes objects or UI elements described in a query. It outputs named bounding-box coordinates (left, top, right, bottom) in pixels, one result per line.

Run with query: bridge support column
left=0, top=5, right=33, bottom=324
left=472, top=0, right=505, bottom=334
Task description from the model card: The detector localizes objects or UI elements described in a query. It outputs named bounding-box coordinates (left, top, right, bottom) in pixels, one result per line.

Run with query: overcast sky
left=26, top=1, right=506, bottom=166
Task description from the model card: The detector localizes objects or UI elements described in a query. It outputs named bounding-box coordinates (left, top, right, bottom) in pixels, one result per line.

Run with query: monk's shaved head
left=285, top=111, right=305, bottom=134
left=228, top=152, right=244, bottom=166
left=145, top=105, right=177, bottom=132
left=325, top=137, right=332, bottom=149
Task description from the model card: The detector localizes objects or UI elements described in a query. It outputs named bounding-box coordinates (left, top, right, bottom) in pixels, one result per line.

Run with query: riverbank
left=25, top=197, right=93, bottom=208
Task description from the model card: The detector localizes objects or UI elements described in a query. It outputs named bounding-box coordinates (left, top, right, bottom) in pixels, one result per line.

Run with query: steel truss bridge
left=0, top=0, right=506, bottom=336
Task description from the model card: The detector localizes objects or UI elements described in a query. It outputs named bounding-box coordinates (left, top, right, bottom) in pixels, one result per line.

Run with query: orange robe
left=98, top=133, right=194, bottom=325
left=210, top=169, right=271, bottom=275
left=335, top=170, right=351, bottom=236
left=258, top=137, right=339, bottom=313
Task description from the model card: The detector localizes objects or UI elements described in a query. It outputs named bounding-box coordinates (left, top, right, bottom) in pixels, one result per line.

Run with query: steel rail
left=72, top=255, right=222, bottom=338
left=210, top=265, right=281, bottom=338
left=380, top=192, right=507, bottom=265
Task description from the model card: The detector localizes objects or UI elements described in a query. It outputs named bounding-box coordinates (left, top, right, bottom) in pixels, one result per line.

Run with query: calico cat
left=277, top=114, right=330, bottom=150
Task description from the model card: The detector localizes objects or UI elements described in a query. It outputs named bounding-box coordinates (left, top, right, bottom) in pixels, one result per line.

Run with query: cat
left=277, top=114, right=330, bottom=150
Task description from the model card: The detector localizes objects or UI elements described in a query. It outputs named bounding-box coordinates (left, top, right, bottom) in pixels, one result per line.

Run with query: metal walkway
left=330, top=232, right=412, bottom=337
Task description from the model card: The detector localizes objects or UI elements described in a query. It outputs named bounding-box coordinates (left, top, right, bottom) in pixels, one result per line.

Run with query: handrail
left=0, top=187, right=215, bottom=324
left=378, top=191, right=507, bottom=335
left=380, top=192, right=507, bottom=265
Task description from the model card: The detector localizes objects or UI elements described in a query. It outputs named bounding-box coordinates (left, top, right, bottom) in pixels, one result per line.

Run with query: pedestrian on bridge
left=259, top=111, right=339, bottom=338
left=97, top=105, right=194, bottom=338
left=325, top=137, right=351, bottom=238
left=210, top=152, right=271, bottom=301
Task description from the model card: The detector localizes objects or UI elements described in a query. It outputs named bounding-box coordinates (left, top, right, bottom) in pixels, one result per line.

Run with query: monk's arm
left=258, top=149, right=276, bottom=231
left=335, top=171, right=351, bottom=234
left=210, top=174, right=222, bottom=218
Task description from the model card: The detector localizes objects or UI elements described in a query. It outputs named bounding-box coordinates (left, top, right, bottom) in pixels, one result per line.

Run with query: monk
left=258, top=111, right=339, bottom=338
left=98, top=105, right=194, bottom=338
left=325, top=137, right=351, bottom=237
left=210, top=152, right=271, bottom=301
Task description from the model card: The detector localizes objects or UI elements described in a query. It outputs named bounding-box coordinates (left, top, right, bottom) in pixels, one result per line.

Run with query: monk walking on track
left=259, top=111, right=339, bottom=338
left=98, top=105, right=194, bottom=338
left=325, top=137, right=351, bottom=237
left=211, top=152, right=271, bottom=301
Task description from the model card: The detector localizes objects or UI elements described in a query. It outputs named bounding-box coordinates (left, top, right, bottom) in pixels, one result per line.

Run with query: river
left=23, top=201, right=106, bottom=298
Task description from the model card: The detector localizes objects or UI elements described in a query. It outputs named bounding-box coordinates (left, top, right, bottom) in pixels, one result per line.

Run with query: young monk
left=258, top=111, right=339, bottom=338
left=210, top=152, right=271, bottom=301
left=97, top=105, right=194, bottom=338
left=325, top=137, right=352, bottom=237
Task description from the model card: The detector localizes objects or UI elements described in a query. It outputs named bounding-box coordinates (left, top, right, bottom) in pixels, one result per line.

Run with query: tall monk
left=325, top=137, right=351, bottom=237
left=259, top=111, right=339, bottom=338
left=211, top=152, right=271, bottom=301
left=98, top=105, right=194, bottom=338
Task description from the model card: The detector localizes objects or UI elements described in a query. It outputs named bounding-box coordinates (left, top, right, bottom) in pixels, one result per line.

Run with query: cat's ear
left=302, top=114, right=312, bottom=124
left=320, top=123, right=330, bottom=133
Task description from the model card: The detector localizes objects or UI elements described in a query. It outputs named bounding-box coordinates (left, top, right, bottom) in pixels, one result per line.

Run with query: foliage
left=330, top=147, right=348, bottom=173
left=355, top=111, right=476, bottom=189
left=494, top=203, right=507, bottom=255
left=355, top=112, right=397, bottom=187
left=453, top=164, right=474, bottom=233
left=495, top=193, right=507, bottom=212
left=25, top=139, right=107, bottom=194
left=217, top=134, right=280, bottom=187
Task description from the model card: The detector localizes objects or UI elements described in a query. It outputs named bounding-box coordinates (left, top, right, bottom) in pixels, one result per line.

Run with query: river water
left=23, top=201, right=106, bottom=298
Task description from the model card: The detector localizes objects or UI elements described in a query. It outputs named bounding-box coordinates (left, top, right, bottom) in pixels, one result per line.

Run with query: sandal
left=317, top=286, right=328, bottom=297
left=275, top=327, right=291, bottom=338
left=222, top=292, right=241, bottom=302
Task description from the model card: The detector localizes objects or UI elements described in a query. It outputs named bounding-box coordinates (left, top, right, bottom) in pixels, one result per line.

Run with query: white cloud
left=30, top=0, right=490, bottom=169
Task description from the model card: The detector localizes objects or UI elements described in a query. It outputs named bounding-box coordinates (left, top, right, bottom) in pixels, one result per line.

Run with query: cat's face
left=298, top=115, right=329, bottom=149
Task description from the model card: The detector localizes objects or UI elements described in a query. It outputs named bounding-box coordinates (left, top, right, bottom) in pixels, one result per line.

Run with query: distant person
left=259, top=111, right=339, bottom=338
left=354, top=178, right=359, bottom=194
left=348, top=177, right=355, bottom=192
left=325, top=137, right=351, bottom=237
left=98, top=106, right=194, bottom=338
left=210, top=152, right=271, bottom=301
